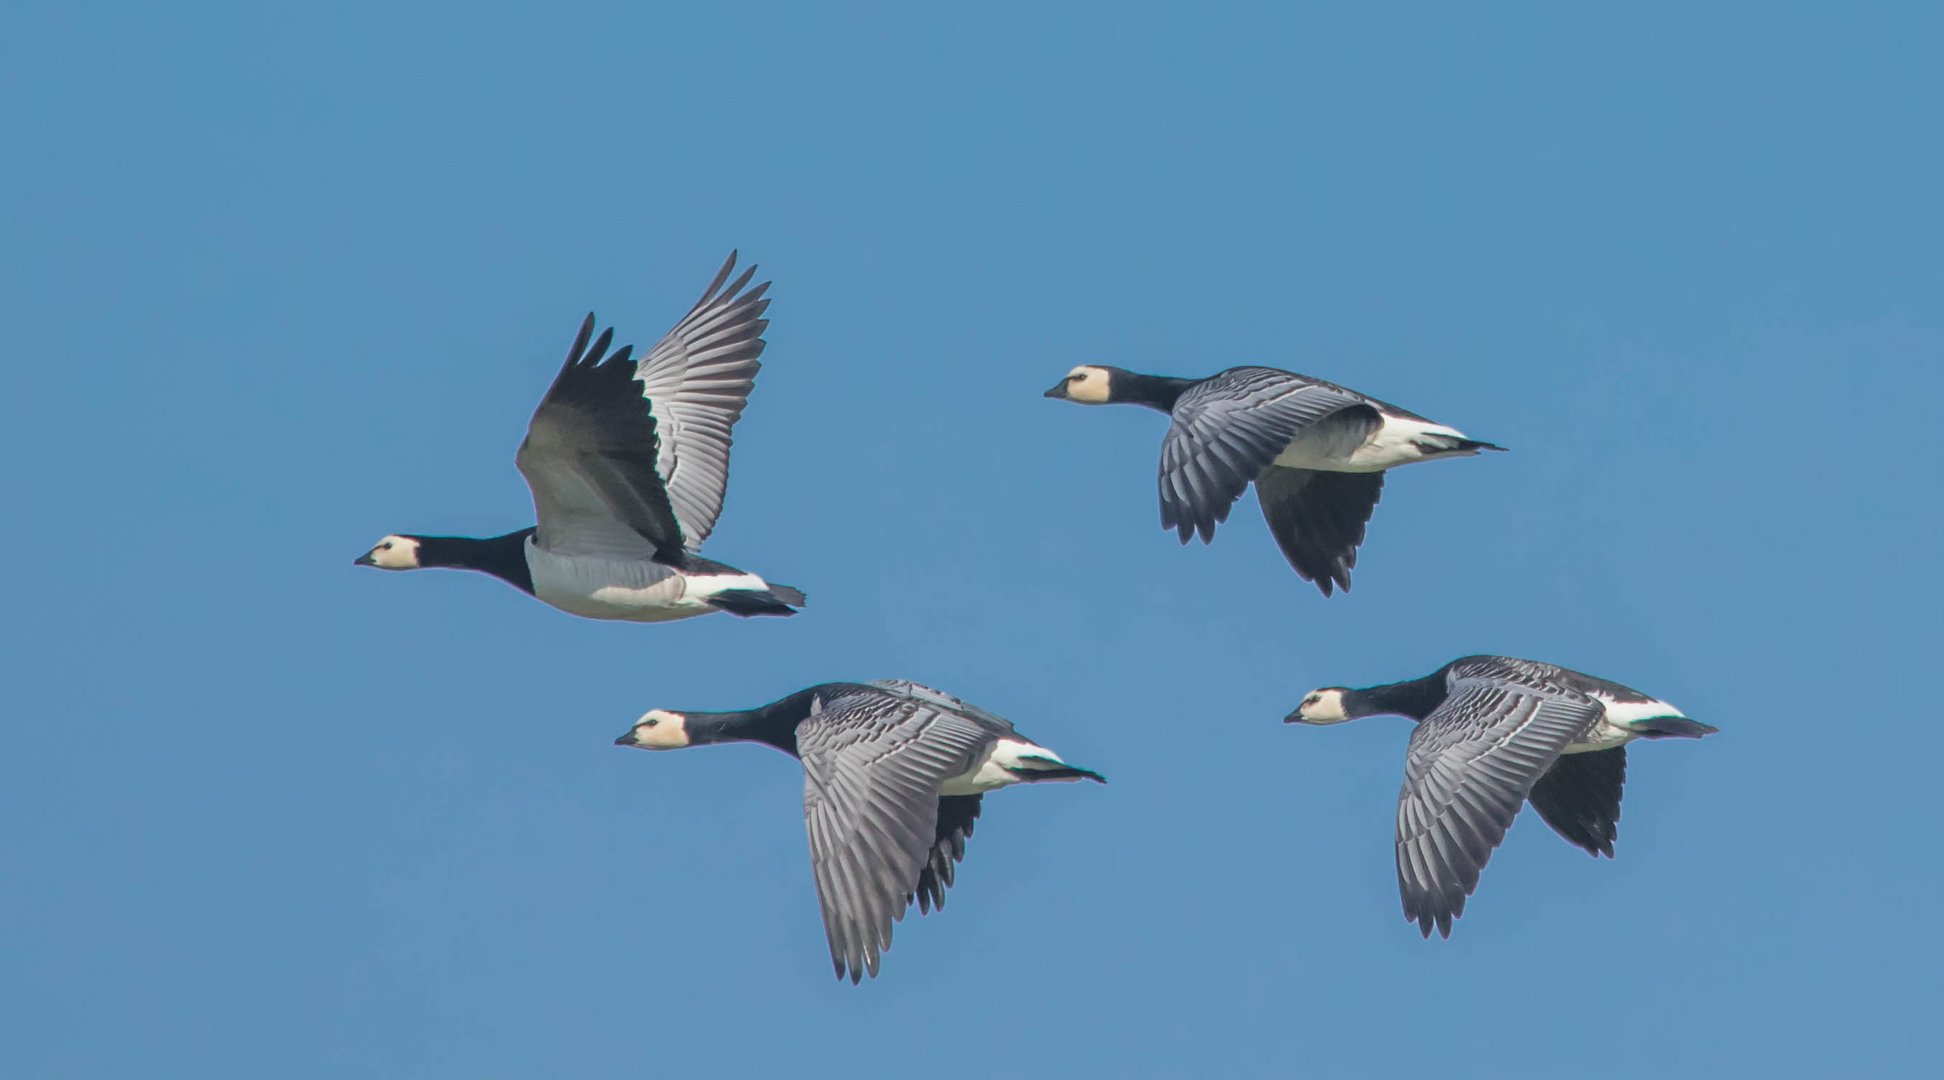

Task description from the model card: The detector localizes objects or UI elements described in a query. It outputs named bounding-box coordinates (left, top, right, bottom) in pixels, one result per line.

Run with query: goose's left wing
left=517, top=317, right=680, bottom=557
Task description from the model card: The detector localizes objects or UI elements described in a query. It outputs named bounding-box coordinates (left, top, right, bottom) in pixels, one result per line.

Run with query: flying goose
left=615, top=680, right=1104, bottom=982
left=355, top=253, right=803, bottom=621
left=1286, top=655, right=1716, bottom=937
left=1045, top=365, right=1503, bottom=595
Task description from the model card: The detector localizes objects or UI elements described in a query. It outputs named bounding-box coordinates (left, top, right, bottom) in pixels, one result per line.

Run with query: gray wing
left=1396, top=660, right=1605, bottom=938
left=517, top=317, right=680, bottom=558
left=631, top=252, right=771, bottom=550
left=1157, top=368, right=1376, bottom=544
left=1526, top=747, right=1627, bottom=858
left=1254, top=466, right=1385, bottom=596
left=798, top=689, right=994, bottom=983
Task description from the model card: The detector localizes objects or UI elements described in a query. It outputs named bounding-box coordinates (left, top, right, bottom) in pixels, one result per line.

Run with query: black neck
left=1343, top=672, right=1450, bottom=721
left=685, top=687, right=828, bottom=756
left=1114, top=370, right=1197, bottom=413
left=413, top=529, right=536, bottom=595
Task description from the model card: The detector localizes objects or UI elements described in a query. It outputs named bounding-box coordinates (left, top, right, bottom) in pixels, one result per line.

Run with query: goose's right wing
left=1395, top=658, right=1604, bottom=938
left=1157, top=368, right=1374, bottom=545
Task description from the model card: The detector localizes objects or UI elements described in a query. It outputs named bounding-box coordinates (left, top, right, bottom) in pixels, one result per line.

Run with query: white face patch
left=1294, top=688, right=1350, bottom=724
left=623, top=709, right=690, bottom=750
left=1062, top=365, right=1113, bottom=405
left=361, top=535, right=422, bottom=570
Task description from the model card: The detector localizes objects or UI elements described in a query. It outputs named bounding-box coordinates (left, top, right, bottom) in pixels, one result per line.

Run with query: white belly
left=525, top=544, right=716, bottom=623
left=1273, top=413, right=1473, bottom=473
left=939, top=739, right=1055, bottom=796
left=1563, top=693, right=1688, bottom=753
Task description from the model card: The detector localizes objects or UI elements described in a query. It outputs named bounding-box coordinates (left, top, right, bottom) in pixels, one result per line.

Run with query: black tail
left=1456, top=438, right=1508, bottom=453
left=1008, top=759, right=1107, bottom=784
left=1632, top=716, right=1718, bottom=739
left=766, top=583, right=806, bottom=607
left=707, top=588, right=802, bottom=618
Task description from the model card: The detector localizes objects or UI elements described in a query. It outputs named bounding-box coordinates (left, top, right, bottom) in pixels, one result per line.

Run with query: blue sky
left=3, top=2, right=1939, bottom=1076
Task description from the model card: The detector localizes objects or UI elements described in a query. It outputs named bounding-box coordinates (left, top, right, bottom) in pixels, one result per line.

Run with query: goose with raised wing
left=355, top=252, right=802, bottom=621
left=1046, top=364, right=1502, bottom=595
left=1286, top=655, right=1716, bottom=937
left=615, top=680, right=1104, bottom=982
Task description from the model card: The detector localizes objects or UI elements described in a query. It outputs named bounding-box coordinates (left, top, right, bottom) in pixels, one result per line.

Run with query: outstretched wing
left=631, top=252, right=771, bottom=550
left=1157, top=368, right=1374, bottom=545
left=517, top=316, right=677, bottom=557
left=515, top=254, right=770, bottom=558
left=797, top=689, right=993, bottom=983
left=1396, top=658, right=1604, bottom=938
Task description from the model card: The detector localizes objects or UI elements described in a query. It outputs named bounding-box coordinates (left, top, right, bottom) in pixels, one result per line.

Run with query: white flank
left=1274, top=413, right=1477, bottom=473
left=524, top=541, right=720, bottom=623
left=939, top=738, right=1063, bottom=796
left=1564, top=692, right=1689, bottom=753
left=684, top=572, right=770, bottom=598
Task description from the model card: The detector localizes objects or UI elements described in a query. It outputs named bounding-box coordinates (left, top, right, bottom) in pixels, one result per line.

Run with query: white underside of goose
left=1273, top=413, right=1478, bottom=473
left=524, top=540, right=764, bottom=622
left=939, top=738, right=1070, bottom=795
left=1564, top=692, right=1690, bottom=753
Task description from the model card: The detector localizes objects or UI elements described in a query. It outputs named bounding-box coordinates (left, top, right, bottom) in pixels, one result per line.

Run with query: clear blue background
left=3, top=2, right=1938, bottom=1076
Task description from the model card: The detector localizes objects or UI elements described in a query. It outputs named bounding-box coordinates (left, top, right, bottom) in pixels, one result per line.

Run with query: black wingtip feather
left=585, top=326, right=614, bottom=366
left=705, top=589, right=800, bottom=617
left=562, top=313, right=596, bottom=369
left=1633, top=716, right=1718, bottom=739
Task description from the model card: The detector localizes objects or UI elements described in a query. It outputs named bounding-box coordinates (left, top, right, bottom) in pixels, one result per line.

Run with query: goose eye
left=644, top=718, right=659, bottom=728
left=1071, top=373, right=1087, bottom=382
left=380, top=541, right=394, bottom=550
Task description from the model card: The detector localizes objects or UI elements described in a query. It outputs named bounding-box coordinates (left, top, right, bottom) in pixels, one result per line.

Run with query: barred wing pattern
left=797, top=687, right=997, bottom=983
left=631, top=252, right=771, bottom=550
left=1157, top=368, right=1373, bottom=544
left=1396, top=658, right=1605, bottom=937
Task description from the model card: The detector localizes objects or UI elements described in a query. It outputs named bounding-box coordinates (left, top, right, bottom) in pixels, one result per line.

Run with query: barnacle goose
left=1286, top=655, right=1717, bottom=937
left=1046, top=364, right=1502, bottom=595
left=615, top=680, right=1104, bottom=983
left=355, top=252, right=803, bottom=621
